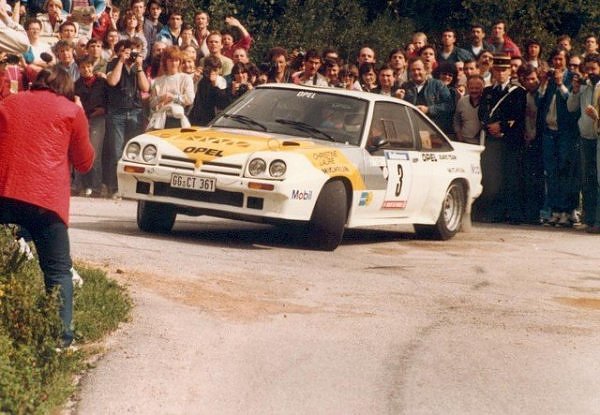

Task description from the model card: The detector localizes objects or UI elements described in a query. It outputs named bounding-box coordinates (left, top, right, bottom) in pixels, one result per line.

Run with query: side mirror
left=367, top=136, right=389, bottom=153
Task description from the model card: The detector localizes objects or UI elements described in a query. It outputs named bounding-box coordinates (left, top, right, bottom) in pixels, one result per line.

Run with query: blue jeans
left=105, top=108, right=144, bottom=193
left=75, top=115, right=105, bottom=193
left=542, top=128, right=578, bottom=212
left=0, top=198, right=74, bottom=345
left=580, top=137, right=600, bottom=226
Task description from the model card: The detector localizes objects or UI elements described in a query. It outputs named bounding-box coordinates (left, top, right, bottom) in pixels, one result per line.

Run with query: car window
left=408, top=108, right=453, bottom=151
left=211, top=87, right=369, bottom=146
left=367, top=102, right=415, bottom=154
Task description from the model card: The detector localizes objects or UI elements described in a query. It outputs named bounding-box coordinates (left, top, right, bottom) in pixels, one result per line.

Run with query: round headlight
left=125, top=142, right=141, bottom=160
left=248, top=158, right=266, bottom=176
left=269, top=160, right=287, bottom=178
left=142, top=145, right=157, bottom=163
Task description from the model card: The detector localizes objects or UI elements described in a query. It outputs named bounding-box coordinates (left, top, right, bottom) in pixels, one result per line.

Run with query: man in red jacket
left=0, top=67, right=94, bottom=348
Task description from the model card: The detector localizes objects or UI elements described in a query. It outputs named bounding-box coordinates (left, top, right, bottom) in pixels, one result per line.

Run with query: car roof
left=255, top=83, right=421, bottom=111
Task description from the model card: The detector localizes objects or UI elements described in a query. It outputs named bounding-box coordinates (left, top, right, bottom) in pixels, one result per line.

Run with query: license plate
left=170, top=174, right=216, bottom=192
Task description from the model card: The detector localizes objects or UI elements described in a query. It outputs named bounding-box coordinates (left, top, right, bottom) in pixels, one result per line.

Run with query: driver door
left=358, top=102, right=429, bottom=220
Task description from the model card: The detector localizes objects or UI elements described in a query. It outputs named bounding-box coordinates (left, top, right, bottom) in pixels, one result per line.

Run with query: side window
left=368, top=102, right=415, bottom=154
left=408, top=109, right=453, bottom=151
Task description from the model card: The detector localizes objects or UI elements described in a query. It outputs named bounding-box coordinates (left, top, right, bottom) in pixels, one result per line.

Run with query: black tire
left=305, top=180, right=348, bottom=251
left=137, top=200, right=176, bottom=233
left=415, top=181, right=466, bottom=240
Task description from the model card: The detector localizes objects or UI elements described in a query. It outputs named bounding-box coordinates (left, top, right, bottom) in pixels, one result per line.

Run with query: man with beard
left=568, top=54, right=600, bottom=232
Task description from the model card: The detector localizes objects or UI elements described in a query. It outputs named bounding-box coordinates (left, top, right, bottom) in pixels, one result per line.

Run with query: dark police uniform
left=475, top=55, right=526, bottom=222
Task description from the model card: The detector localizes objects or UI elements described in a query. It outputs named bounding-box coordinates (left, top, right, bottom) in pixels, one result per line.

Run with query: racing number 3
left=395, top=164, right=403, bottom=197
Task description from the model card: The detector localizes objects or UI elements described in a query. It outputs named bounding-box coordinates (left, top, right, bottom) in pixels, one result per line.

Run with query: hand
left=74, top=95, right=83, bottom=108
left=118, top=49, right=130, bottom=63
left=225, top=16, right=241, bottom=27
left=553, top=70, right=564, bottom=86
left=82, top=14, right=94, bottom=24
left=160, top=92, right=174, bottom=106
left=193, top=68, right=202, bottom=83
left=572, top=77, right=581, bottom=94
left=584, top=105, right=599, bottom=121
left=487, top=121, right=502, bottom=137
left=209, top=71, right=218, bottom=86
left=90, top=107, right=105, bottom=117
left=395, top=88, right=406, bottom=99
left=416, top=105, right=428, bottom=114
left=0, top=0, right=9, bottom=19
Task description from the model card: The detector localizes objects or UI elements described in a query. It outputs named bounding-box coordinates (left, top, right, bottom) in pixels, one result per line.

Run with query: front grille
left=159, top=155, right=196, bottom=171
left=200, top=160, right=243, bottom=177
left=153, top=182, right=244, bottom=207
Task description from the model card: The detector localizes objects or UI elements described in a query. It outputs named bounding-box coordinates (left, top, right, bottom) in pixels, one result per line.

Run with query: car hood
left=144, top=126, right=366, bottom=189
left=148, top=127, right=349, bottom=163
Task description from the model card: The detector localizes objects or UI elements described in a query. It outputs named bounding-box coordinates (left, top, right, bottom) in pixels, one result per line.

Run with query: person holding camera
left=0, top=67, right=94, bottom=348
left=104, top=38, right=149, bottom=198
left=118, top=9, right=148, bottom=60
left=229, top=61, right=252, bottom=99
left=188, top=55, right=228, bottom=126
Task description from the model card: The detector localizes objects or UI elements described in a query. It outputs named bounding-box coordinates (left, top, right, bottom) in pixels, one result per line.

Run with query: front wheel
left=137, top=200, right=176, bottom=233
left=304, top=180, right=348, bottom=251
left=415, top=182, right=466, bottom=240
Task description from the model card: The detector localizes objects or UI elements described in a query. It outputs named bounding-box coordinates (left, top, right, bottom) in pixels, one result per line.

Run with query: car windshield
left=211, top=87, right=368, bottom=146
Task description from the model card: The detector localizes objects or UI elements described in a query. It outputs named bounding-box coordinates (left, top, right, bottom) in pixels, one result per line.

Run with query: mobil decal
left=291, top=189, right=313, bottom=200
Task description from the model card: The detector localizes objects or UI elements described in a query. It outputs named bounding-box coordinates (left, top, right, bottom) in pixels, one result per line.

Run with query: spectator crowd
left=0, top=0, right=599, bottom=232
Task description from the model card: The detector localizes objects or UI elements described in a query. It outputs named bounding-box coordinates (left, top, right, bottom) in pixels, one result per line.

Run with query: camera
left=238, top=83, right=249, bottom=95
left=129, top=51, right=139, bottom=62
left=258, top=62, right=273, bottom=74
left=40, top=52, right=54, bottom=63
left=0, top=54, right=20, bottom=65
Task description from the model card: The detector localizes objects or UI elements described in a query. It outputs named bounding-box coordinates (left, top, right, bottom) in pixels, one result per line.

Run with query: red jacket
left=0, top=90, right=94, bottom=224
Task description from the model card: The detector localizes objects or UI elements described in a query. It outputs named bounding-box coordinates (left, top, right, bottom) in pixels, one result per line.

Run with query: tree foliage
left=123, top=0, right=598, bottom=62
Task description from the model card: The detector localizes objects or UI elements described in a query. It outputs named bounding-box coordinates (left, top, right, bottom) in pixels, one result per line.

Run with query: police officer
left=475, top=54, right=526, bottom=223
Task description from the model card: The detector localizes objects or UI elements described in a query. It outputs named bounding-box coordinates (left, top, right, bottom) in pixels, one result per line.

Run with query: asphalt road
left=70, top=198, right=600, bottom=415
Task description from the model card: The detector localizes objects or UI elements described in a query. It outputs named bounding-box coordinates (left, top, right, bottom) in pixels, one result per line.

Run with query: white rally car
left=117, top=84, right=482, bottom=250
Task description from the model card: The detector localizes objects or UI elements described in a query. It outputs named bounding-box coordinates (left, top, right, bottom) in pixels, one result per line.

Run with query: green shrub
left=0, top=226, right=131, bottom=413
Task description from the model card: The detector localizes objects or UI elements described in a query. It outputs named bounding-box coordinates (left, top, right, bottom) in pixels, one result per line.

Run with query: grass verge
left=0, top=226, right=132, bottom=414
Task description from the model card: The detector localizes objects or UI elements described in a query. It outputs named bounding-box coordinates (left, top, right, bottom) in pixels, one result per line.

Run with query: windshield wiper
left=221, top=114, right=267, bottom=131
left=275, top=118, right=335, bottom=141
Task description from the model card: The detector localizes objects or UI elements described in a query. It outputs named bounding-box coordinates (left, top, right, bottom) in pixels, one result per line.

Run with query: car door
left=357, top=101, right=430, bottom=221
left=405, top=107, right=457, bottom=223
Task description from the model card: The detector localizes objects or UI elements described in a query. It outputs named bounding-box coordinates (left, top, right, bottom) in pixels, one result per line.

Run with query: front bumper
left=117, top=161, right=322, bottom=222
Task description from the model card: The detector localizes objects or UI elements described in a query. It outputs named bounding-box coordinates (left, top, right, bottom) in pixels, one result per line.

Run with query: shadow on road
left=70, top=218, right=416, bottom=250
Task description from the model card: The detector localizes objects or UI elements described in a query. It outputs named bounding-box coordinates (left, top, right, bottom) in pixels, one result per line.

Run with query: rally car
left=117, top=84, right=483, bottom=250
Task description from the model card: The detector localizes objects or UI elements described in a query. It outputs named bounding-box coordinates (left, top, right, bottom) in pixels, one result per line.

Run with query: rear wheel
left=305, top=180, right=348, bottom=251
left=415, top=181, right=466, bottom=240
left=137, top=200, right=176, bottom=233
